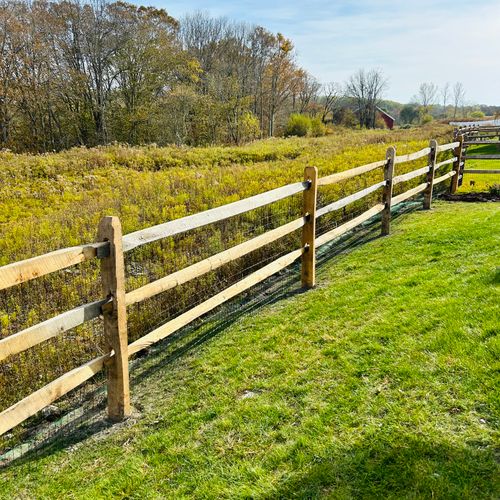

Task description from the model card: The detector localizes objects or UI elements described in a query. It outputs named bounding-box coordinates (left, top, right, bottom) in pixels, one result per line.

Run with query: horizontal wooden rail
left=128, top=249, right=302, bottom=356
left=315, top=204, right=385, bottom=248
left=0, top=299, right=106, bottom=362
left=0, top=243, right=109, bottom=291
left=0, top=136, right=463, bottom=440
left=463, top=169, right=500, bottom=174
left=464, top=155, right=500, bottom=160
left=461, top=129, right=500, bottom=134
left=434, top=157, right=456, bottom=171
left=459, top=126, right=500, bottom=130
left=437, top=142, right=460, bottom=152
left=391, top=182, right=428, bottom=206
left=395, top=147, right=431, bottom=164
left=317, top=159, right=386, bottom=186
left=464, top=134, right=500, bottom=140
left=434, top=170, right=456, bottom=185
left=0, top=353, right=110, bottom=437
left=126, top=217, right=305, bottom=306
left=122, top=181, right=308, bottom=252
left=316, top=181, right=386, bottom=218
left=393, top=165, right=430, bottom=185
left=464, top=140, right=499, bottom=145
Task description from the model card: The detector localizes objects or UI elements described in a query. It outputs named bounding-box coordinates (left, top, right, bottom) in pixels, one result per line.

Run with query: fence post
left=97, top=216, right=131, bottom=421
left=301, top=166, right=318, bottom=288
left=450, top=135, right=464, bottom=193
left=423, top=139, right=438, bottom=209
left=381, top=147, right=395, bottom=236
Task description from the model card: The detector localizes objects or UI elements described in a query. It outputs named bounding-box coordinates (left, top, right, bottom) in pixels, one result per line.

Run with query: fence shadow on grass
left=262, top=433, right=497, bottom=499
left=1, top=200, right=423, bottom=469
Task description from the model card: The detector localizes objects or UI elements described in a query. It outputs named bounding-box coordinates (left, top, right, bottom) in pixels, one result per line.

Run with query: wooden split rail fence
left=0, top=139, right=461, bottom=438
left=452, top=125, right=500, bottom=187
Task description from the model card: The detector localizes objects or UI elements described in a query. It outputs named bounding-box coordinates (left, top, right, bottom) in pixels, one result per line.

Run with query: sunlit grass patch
left=1, top=201, right=498, bottom=498
left=459, top=142, right=500, bottom=192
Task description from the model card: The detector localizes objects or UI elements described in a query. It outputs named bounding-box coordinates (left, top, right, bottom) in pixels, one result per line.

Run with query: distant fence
left=449, top=119, right=500, bottom=127
left=453, top=126, right=500, bottom=187
left=0, top=139, right=461, bottom=438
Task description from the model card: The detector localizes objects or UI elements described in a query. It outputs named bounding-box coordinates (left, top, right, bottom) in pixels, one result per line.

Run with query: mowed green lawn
left=1, top=202, right=499, bottom=499
left=459, top=143, right=500, bottom=192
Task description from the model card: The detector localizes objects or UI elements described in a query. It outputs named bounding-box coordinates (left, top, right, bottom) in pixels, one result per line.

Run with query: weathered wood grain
left=395, top=147, right=431, bottom=164
left=317, top=159, right=386, bottom=186
left=315, top=204, right=385, bottom=248
left=301, top=167, right=318, bottom=288
left=462, top=169, right=500, bottom=174
left=450, top=136, right=464, bottom=193
left=434, top=170, right=457, bottom=184
left=127, top=249, right=302, bottom=356
left=434, top=157, right=456, bottom=171
left=316, top=181, right=386, bottom=218
left=391, top=182, right=428, bottom=206
left=0, top=299, right=106, bottom=362
left=381, top=147, right=396, bottom=235
left=98, top=216, right=130, bottom=421
left=122, top=182, right=308, bottom=252
left=126, top=216, right=305, bottom=306
left=423, top=139, right=438, bottom=209
left=464, top=155, right=500, bottom=160
left=393, top=166, right=430, bottom=185
left=437, top=142, right=460, bottom=152
left=0, top=242, right=108, bottom=291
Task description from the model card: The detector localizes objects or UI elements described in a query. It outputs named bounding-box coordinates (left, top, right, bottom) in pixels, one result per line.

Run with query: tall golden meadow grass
left=0, top=124, right=454, bottom=445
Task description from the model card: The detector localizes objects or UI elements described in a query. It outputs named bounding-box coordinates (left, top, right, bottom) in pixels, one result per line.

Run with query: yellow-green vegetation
left=458, top=142, right=500, bottom=193
left=0, top=123, right=452, bottom=262
left=1, top=202, right=498, bottom=498
left=0, top=124, right=455, bottom=444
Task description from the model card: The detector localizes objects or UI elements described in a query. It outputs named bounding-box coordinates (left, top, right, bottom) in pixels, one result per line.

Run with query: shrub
left=310, top=117, right=327, bottom=137
left=421, top=114, right=434, bottom=125
left=470, top=110, right=485, bottom=119
left=400, top=104, right=420, bottom=125
left=239, top=112, right=261, bottom=143
left=488, top=184, right=500, bottom=196
left=284, top=114, right=311, bottom=137
left=339, top=108, right=358, bottom=128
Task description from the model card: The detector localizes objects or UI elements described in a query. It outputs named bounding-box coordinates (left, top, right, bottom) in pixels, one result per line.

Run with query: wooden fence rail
left=0, top=138, right=460, bottom=438
left=451, top=125, right=500, bottom=190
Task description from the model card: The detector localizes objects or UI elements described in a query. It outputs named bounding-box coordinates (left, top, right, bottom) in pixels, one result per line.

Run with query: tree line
left=397, top=81, right=497, bottom=125
left=6, top=0, right=488, bottom=153
left=0, top=0, right=326, bottom=151
left=1, top=0, right=395, bottom=152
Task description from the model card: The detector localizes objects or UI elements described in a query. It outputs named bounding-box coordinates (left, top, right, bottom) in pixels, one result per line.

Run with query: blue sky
left=145, top=0, right=500, bottom=105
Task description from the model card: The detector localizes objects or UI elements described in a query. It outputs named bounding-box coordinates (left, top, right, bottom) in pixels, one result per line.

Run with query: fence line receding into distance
left=0, top=138, right=462, bottom=438
left=451, top=125, right=500, bottom=187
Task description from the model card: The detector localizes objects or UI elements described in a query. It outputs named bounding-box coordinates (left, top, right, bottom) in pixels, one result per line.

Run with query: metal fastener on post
left=97, top=216, right=131, bottom=422
left=301, top=166, right=318, bottom=288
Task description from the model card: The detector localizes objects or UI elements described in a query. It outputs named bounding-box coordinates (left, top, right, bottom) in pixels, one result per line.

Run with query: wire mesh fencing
left=0, top=143, right=457, bottom=467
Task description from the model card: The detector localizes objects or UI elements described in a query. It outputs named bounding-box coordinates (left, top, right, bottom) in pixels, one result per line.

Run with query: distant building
left=376, top=107, right=395, bottom=130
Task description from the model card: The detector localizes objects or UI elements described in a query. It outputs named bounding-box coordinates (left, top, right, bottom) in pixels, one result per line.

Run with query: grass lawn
left=0, top=124, right=458, bottom=421
left=1, top=201, right=499, bottom=499
left=459, top=143, right=500, bottom=192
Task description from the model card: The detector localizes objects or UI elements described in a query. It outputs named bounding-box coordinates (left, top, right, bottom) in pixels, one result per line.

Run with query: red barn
left=376, top=106, right=395, bottom=130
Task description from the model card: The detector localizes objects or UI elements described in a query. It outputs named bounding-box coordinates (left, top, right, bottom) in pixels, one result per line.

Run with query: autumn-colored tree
left=1, top=1, right=323, bottom=151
